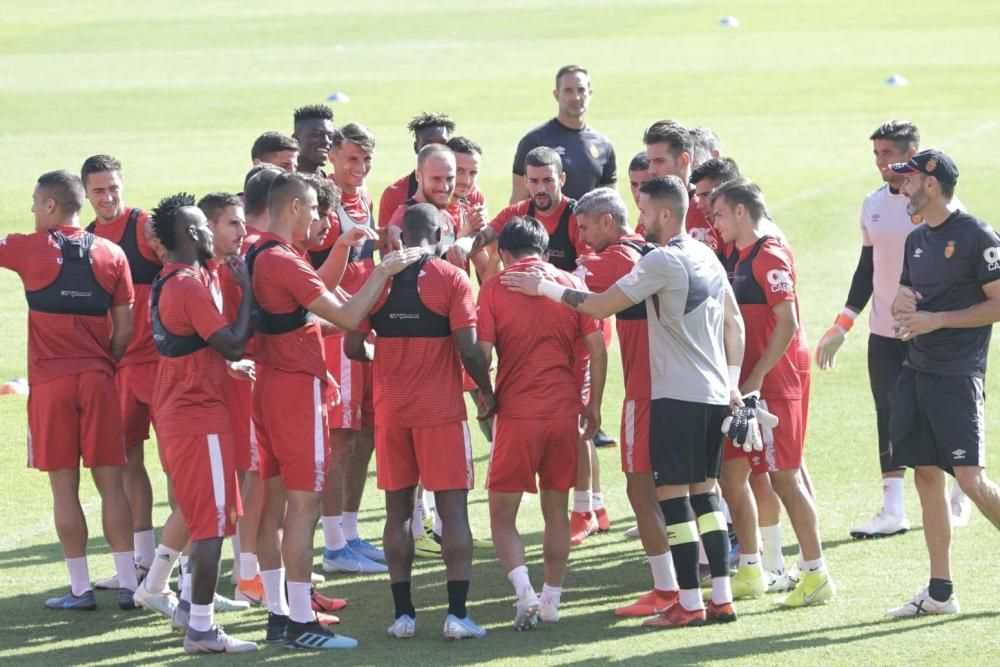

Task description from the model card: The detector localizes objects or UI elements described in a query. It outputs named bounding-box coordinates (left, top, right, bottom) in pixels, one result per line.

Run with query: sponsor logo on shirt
left=945, top=241, right=956, bottom=259
left=58, top=289, right=94, bottom=298
left=690, top=227, right=712, bottom=243
left=913, top=247, right=923, bottom=259
left=621, top=266, right=643, bottom=287
left=952, top=448, right=966, bottom=460
left=766, top=269, right=794, bottom=294
left=388, top=313, right=420, bottom=320
left=983, top=247, right=1000, bottom=272
left=553, top=146, right=567, bottom=156
left=871, top=213, right=880, bottom=224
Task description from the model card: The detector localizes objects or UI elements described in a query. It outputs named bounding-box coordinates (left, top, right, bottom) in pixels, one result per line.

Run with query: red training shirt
left=685, top=195, right=722, bottom=254
left=488, top=197, right=591, bottom=260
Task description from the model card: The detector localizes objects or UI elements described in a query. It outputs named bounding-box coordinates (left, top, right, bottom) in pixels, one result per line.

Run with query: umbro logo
left=913, top=248, right=923, bottom=259
left=952, top=449, right=966, bottom=460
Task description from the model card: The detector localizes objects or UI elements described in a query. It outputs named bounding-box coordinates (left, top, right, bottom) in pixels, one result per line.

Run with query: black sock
left=447, top=580, right=469, bottom=618
left=690, top=492, right=731, bottom=579
left=660, top=497, right=699, bottom=590
left=391, top=581, right=416, bottom=618
left=928, top=578, right=953, bottom=603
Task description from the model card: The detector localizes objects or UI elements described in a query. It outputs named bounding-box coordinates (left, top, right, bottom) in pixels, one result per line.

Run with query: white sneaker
left=213, top=592, right=251, bottom=612
left=513, top=593, right=540, bottom=631
left=850, top=510, right=911, bottom=539
left=133, top=581, right=178, bottom=618
left=887, top=587, right=960, bottom=617
left=539, top=596, right=560, bottom=623
left=443, top=614, right=487, bottom=639
left=766, top=568, right=794, bottom=593
left=951, top=487, right=972, bottom=527
left=624, top=525, right=640, bottom=539
left=387, top=614, right=416, bottom=639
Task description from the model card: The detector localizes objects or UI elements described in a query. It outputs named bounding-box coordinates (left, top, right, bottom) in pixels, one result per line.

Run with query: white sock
left=648, top=552, right=677, bottom=591
left=411, top=497, right=426, bottom=539
left=711, top=576, right=733, bottom=605
left=342, top=511, right=359, bottom=541
left=189, top=602, right=213, bottom=632
left=507, top=565, right=534, bottom=600
left=113, top=551, right=138, bottom=591
left=698, top=538, right=708, bottom=566
left=261, top=568, right=289, bottom=616
left=573, top=490, right=593, bottom=513
left=287, top=581, right=315, bottom=624
left=720, top=497, right=732, bottom=524
left=240, top=552, right=260, bottom=581
left=950, top=479, right=968, bottom=504
left=66, top=556, right=91, bottom=596
left=322, top=515, right=346, bottom=551
left=230, top=533, right=241, bottom=569
left=134, top=529, right=155, bottom=569
left=592, top=492, right=605, bottom=511
left=739, top=553, right=760, bottom=569
left=541, top=583, right=562, bottom=604
left=679, top=588, right=704, bottom=612
left=433, top=510, right=443, bottom=537
left=802, top=557, right=826, bottom=574
left=883, top=477, right=905, bottom=516
left=760, top=523, right=784, bottom=572
left=145, top=544, right=180, bottom=593
left=179, top=556, right=192, bottom=603
left=423, top=489, right=437, bottom=515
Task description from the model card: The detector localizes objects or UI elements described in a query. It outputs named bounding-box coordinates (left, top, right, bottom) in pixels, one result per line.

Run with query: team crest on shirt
left=910, top=214, right=923, bottom=225
left=589, top=143, right=600, bottom=159
left=945, top=241, right=956, bottom=259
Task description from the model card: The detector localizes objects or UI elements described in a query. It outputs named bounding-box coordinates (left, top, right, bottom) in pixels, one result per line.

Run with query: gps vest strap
left=25, top=230, right=113, bottom=316
left=150, top=268, right=210, bottom=357
left=614, top=239, right=656, bottom=320
left=369, top=255, right=451, bottom=338
left=87, top=209, right=160, bottom=285
left=528, top=198, right=576, bottom=271
left=246, top=239, right=316, bottom=335
left=307, top=197, right=376, bottom=270
left=731, top=236, right=772, bottom=305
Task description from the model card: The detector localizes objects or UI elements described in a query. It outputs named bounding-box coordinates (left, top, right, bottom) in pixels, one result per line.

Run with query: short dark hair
left=37, top=170, right=85, bottom=216
left=80, top=154, right=122, bottom=186
left=870, top=120, right=920, bottom=151
left=690, top=157, right=741, bottom=185
left=251, top=131, right=299, bottom=161
left=643, top=120, right=693, bottom=157
left=244, top=167, right=282, bottom=216
left=447, top=136, right=482, bottom=156
left=940, top=181, right=955, bottom=199
left=332, top=122, right=375, bottom=152
left=407, top=112, right=456, bottom=136
left=639, top=176, right=689, bottom=221
left=151, top=193, right=197, bottom=251
left=710, top=177, right=767, bottom=222
left=525, top=146, right=563, bottom=172
left=197, top=192, right=242, bottom=223
left=268, top=172, right=316, bottom=218
left=555, top=65, right=589, bottom=87
left=309, top=176, right=342, bottom=213
left=293, top=105, right=334, bottom=127
left=498, top=216, right=548, bottom=259
left=628, top=151, right=649, bottom=173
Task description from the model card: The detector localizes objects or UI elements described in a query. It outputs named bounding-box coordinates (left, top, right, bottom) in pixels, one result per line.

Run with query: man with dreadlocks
left=146, top=193, right=256, bottom=652
left=378, top=112, right=466, bottom=227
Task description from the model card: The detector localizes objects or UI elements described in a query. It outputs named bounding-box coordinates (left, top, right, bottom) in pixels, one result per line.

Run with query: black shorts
left=649, top=398, right=727, bottom=486
left=888, top=367, right=986, bottom=473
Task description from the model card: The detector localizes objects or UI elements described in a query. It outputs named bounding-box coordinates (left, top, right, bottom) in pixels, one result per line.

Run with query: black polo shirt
left=512, top=118, right=616, bottom=200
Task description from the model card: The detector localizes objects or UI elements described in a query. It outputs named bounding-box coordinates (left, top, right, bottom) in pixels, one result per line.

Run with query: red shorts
left=224, top=375, right=257, bottom=472
left=361, top=362, right=374, bottom=429
left=162, top=432, right=240, bottom=541
left=375, top=421, right=473, bottom=492
left=487, top=415, right=579, bottom=493
left=254, top=367, right=330, bottom=492
left=28, top=371, right=125, bottom=471
left=724, top=397, right=805, bottom=475
left=620, top=398, right=651, bottom=474
left=325, top=335, right=368, bottom=431
left=116, top=361, right=157, bottom=446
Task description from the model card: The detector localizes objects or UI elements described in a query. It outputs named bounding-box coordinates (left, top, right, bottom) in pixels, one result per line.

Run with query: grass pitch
left=1, top=1, right=1000, bottom=664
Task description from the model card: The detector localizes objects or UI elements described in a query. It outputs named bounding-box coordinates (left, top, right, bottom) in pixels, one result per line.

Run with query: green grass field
left=2, top=0, right=1000, bottom=664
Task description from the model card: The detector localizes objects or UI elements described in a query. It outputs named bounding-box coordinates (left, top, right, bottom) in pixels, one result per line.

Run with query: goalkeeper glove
left=816, top=309, right=857, bottom=370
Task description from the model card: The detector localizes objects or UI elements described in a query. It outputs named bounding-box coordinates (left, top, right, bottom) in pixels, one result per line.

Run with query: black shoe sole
left=849, top=528, right=908, bottom=540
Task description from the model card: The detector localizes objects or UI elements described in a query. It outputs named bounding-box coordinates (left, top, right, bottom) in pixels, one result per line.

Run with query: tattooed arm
left=500, top=270, right=636, bottom=320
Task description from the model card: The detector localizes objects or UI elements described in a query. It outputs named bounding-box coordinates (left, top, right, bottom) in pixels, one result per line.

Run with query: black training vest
left=730, top=236, right=771, bottom=304
left=406, top=171, right=419, bottom=198
left=614, top=239, right=656, bottom=320
left=25, top=230, right=112, bottom=316
left=529, top=198, right=577, bottom=271
left=150, top=268, right=210, bottom=357
left=369, top=255, right=451, bottom=338
left=308, top=197, right=376, bottom=270
left=87, top=208, right=160, bottom=285
left=246, top=240, right=316, bottom=334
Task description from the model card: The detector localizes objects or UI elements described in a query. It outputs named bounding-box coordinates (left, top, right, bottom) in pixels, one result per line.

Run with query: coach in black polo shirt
left=510, top=65, right=616, bottom=204
left=887, top=149, right=1000, bottom=619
